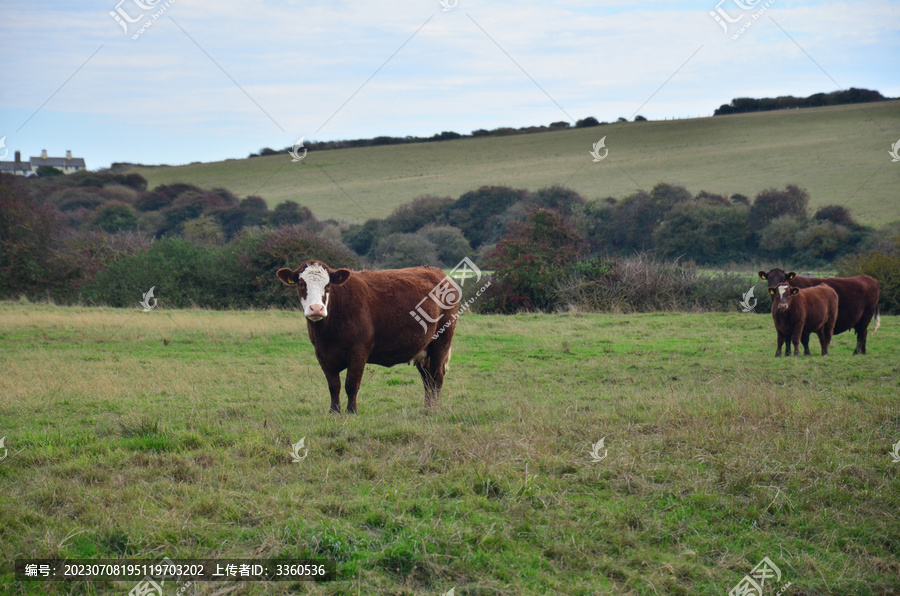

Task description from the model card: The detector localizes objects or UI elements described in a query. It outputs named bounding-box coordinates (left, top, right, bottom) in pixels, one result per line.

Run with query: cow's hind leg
left=853, top=323, right=869, bottom=355
left=801, top=333, right=812, bottom=356
left=417, top=345, right=452, bottom=408
left=817, top=331, right=829, bottom=356
left=344, top=358, right=367, bottom=414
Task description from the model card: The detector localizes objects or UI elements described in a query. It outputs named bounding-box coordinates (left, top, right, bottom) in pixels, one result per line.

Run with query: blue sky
left=1, top=0, right=898, bottom=169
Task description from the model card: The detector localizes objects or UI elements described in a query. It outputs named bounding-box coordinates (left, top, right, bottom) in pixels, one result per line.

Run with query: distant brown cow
left=758, top=268, right=880, bottom=354
left=768, top=283, right=838, bottom=357
left=277, top=261, right=458, bottom=414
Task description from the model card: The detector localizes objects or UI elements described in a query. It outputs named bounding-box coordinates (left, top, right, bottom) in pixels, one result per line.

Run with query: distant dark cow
left=277, top=261, right=458, bottom=414
left=768, top=283, right=838, bottom=357
left=758, top=268, right=880, bottom=354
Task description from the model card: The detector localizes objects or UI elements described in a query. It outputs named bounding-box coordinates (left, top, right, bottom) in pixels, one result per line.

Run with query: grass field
left=130, top=101, right=900, bottom=226
left=1, top=302, right=898, bottom=594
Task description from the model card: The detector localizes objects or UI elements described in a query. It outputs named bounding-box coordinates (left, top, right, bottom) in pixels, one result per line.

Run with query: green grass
left=1, top=302, right=899, bottom=594
left=131, top=101, right=900, bottom=225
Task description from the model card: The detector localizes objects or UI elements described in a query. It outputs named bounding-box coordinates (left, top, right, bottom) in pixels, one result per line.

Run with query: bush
left=749, top=184, right=809, bottom=229
left=484, top=209, right=587, bottom=313
left=838, top=238, right=900, bottom=315
left=62, top=231, right=151, bottom=288
left=418, top=226, right=472, bottom=267
left=93, top=202, right=139, bottom=233
left=374, top=233, right=439, bottom=269
left=0, top=174, right=68, bottom=299
left=231, top=226, right=361, bottom=307
left=654, top=202, right=752, bottom=264
left=81, top=238, right=229, bottom=308
left=529, top=186, right=585, bottom=217
left=556, top=255, right=696, bottom=313
left=383, top=196, right=453, bottom=234
left=182, top=215, right=225, bottom=245
left=342, top=219, right=385, bottom=259
left=270, top=200, right=315, bottom=227
left=447, top=185, right=530, bottom=248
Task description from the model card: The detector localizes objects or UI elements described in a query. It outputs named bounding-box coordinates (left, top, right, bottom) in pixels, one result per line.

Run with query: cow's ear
left=330, top=269, right=351, bottom=286
left=276, top=268, right=299, bottom=286
left=790, top=287, right=799, bottom=295
left=758, top=271, right=767, bottom=280
left=768, top=288, right=775, bottom=296
left=787, top=271, right=796, bottom=280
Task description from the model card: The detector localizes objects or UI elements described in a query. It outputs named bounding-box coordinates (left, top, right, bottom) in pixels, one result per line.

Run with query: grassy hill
left=133, top=101, right=900, bottom=225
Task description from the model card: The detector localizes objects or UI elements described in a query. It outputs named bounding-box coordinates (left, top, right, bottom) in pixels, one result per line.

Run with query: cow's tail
left=873, top=304, right=881, bottom=334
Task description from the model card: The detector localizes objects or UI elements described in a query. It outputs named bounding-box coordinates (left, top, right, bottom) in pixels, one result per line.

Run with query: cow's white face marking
left=300, top=263, right=331, bottom=321
left=775, top=283, right=791, bottom=310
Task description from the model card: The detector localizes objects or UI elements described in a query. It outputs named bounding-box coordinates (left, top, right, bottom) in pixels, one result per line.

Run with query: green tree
left=374, top=233, right=439, bottom=268
left=36, top=165, right=64, bottom=177
left=182, top=215, right=224, bottom=245
left=93, top=203, right=139, bottom=233
left=418, top=226, right=472, bottom=267
left=653, top=203, right=752, bottom=264
left=749, top=184, right=809, bottom=229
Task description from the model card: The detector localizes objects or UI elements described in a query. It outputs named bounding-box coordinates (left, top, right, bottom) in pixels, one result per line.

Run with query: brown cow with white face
left=759, top=268, right=880, bottom=354
left=768, top=282, right=838, bottom=357
left=277, top=261, right=458, bottom=414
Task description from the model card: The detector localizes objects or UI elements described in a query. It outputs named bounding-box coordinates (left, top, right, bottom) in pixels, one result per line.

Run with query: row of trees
left=342, top=183, right=869, bottom=269
left=27, top=170, right=323, bottom=243
left=248, top=116, right=647, bottom=158
left=714, top=88, right=888, bottom=116
left=2, top=171, right=897, bottom=313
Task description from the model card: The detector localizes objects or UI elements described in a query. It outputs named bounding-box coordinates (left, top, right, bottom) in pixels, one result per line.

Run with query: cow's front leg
left=776, top=331, right=785, bottom=357
left=344, top=359, right=366, bottom=415
left=324, top=369, right=342, bottom=414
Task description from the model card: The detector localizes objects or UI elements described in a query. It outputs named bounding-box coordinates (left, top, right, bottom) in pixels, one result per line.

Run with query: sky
left=0, top=0, right=898, bottom=169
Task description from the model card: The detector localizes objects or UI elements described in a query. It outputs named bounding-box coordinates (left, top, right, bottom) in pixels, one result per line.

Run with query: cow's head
left=276, top=261, right=351, bottom=322
left=758, top=268, right=796, bottom=287
left=768, top=282, right=798, bottom=311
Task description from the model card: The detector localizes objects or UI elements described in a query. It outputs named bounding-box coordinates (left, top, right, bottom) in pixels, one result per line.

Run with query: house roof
left=0, top=162, right=33, bottom=173
left=30, top=156, right=86, bottom=168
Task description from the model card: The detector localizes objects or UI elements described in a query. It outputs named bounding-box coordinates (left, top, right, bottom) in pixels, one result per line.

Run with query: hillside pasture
left=131, top=101, right=900, bottom=225
left=0, top=303, right=898, bottom=594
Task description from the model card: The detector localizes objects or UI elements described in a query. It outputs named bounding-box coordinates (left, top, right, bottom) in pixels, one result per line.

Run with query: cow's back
left=796, top=284, right=838, bottom=332
left=353, top=266, right=457, bottom=366
left=794, top=275, right=878, bottom=334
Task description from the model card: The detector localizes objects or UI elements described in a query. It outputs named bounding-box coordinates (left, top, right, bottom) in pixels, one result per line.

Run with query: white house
left=0, top=149, right=87, bottom=176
